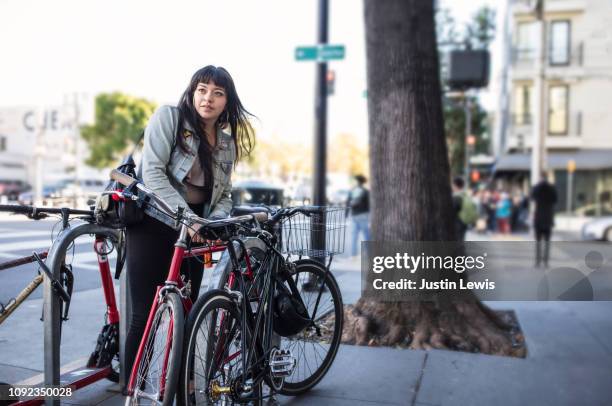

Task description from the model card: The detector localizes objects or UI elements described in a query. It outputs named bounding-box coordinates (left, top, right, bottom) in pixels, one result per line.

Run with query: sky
left=0, top=0, right=501, bottom=146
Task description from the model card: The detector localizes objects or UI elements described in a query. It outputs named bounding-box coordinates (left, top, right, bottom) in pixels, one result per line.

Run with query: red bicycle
left=0, top=204, right=123, bottom=405
left=110, top=171, right=267, bottom=406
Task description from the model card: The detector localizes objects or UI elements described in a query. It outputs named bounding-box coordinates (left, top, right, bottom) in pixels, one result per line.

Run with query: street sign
left=295, top=44, right=345, bottom=62
left=295, top=46, right=318, bottom=61
left=319, top=45, right=345, bottom=60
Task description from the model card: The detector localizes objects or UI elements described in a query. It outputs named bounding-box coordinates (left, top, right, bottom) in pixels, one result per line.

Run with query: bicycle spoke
left=130, top=295, right=183, bottom=405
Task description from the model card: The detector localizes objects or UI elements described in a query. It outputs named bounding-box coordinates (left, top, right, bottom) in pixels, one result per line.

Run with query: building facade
left=496, top=0, right=612, bottom=216
left=0, top=105, right=86, bottom=189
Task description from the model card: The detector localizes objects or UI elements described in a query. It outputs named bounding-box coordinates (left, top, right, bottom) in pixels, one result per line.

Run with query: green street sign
left=295, top=46, right=318, bottom=61
left=295, top=44, right=346, bottom=62
left=319, top=45, right=345, bottom=61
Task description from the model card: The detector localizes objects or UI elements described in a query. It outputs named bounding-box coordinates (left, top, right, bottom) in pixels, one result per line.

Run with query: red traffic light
left=326, top=70, right=335, bottom=82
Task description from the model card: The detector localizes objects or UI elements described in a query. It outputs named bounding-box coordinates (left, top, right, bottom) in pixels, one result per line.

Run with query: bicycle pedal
left=269, top=349, right=296, bottom=378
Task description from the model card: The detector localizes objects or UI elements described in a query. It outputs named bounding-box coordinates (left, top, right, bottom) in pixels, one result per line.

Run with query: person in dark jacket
left=347, top=174, right=370, bottom=257
left=531, top=172, right=558, bottom=268
left=452, top=177, right=468, bottom=241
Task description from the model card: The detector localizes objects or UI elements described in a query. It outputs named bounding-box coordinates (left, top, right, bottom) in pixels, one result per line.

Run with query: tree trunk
left=345, top=0, right=519, bottom=356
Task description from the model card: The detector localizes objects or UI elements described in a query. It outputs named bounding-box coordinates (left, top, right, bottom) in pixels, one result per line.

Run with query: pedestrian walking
left=124, top=66, right=255, bottom=378
left=531, top=172, right=558, bottom=268
left=482, top=189, right=497, bottom=232
left=496, top=192, right=512, bottom=234
left=452, top=177, right=478, bottom=241
left=347, top=174, right=370, bottom=257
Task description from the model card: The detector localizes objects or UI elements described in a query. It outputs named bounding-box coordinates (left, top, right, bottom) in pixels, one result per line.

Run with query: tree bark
left=347, top=0, right=519, bottom=356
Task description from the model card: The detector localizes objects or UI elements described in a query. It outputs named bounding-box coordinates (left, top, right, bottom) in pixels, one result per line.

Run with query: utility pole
left=531, top=0, right=547, bottom=186
left=464, top=96, right=472, bottom=188
left=73, top=93, right=81, bottom=208
left=494, top=0, right=511, bottom=158
left=313, top=0, right=329, bottom=207
left=311, top=0, right=329, bottom=266
left=34, top=124, right=45, bottom=207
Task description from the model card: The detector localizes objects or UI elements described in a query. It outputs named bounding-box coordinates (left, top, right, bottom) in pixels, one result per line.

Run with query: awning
left=494, top=149, right=612, bottom=172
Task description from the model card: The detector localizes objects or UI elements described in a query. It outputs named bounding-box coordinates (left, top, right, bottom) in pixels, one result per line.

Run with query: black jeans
left=535, top=228, right=552, bottom=267
left=124, top=204, right=205, bottom=379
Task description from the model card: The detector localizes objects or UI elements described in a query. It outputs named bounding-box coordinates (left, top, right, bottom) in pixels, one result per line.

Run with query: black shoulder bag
left=94, top=132, right=146, bottom=229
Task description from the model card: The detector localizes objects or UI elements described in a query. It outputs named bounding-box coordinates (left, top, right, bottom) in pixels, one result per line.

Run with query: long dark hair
left=176, top=66, right=255, bottom=184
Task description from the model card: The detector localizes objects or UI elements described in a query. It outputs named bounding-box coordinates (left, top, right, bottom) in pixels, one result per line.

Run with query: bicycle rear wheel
left=179, top=290, right=262, bottom=406
left=125, top=291, right=184, bottom=406
left=276, top=260, right=343, bottom=395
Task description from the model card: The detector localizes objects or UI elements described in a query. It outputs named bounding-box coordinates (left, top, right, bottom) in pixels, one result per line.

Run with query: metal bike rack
left=43, top=223, right=120, bottom=406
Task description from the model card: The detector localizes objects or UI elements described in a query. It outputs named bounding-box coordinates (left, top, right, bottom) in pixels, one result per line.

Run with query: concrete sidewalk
left=2, top=244, right=612, bottom=405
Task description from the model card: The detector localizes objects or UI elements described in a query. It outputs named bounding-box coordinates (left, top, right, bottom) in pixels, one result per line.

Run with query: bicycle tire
left=179, top=290, right=262, bottom=406
left=125, top=291, right=184, bottom=406
left=275, top=261, right=343, bottom=396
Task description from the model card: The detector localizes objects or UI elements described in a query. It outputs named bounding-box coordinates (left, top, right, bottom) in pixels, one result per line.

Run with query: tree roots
left=341, top=298, right=526, bottom=357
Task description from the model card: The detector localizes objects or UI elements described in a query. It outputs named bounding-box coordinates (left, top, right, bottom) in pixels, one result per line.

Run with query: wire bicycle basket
left=281, top=206, right=346, bottom=258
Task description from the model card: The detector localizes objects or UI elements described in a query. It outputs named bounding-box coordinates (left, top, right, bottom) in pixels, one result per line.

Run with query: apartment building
left=496, top=0, right=612, bottom=215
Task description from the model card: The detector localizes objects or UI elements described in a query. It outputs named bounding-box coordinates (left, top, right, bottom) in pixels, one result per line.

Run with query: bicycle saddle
left=231, top=205, right=271, bottom=217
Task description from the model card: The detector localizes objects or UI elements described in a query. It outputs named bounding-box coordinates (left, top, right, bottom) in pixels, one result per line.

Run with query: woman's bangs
left=194, top=66, right=232, bottom=92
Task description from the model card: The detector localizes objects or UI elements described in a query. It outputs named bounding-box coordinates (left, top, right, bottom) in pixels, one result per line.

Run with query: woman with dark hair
left=124, top=65, right=255, bottom=377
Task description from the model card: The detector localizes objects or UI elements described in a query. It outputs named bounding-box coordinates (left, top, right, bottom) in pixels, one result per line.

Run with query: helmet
left=272, top=288, right=311, bottom=337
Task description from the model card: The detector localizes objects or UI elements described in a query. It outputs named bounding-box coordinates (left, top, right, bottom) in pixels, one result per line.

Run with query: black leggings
left=124, top=204, right=205, bottom=378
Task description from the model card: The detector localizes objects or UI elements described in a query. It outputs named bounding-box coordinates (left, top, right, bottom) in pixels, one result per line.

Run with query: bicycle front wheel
left=179, top=290, right=262, bottom=406
left=125, top=291, right=184, bottom=406
left=277, top=260, right=344, bottom=396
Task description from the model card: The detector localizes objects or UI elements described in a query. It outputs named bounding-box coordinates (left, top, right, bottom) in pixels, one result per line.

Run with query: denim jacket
left=137, top=105, right=235, bottom=228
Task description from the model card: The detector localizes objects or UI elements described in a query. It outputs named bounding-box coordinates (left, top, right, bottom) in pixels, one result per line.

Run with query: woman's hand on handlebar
left=188, top=223, right=206, bottom=244
left=188, top=223, right=222, bottom=246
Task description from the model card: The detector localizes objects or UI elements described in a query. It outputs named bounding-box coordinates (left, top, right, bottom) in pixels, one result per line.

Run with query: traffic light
left=327, top=69, right=335, bottom=96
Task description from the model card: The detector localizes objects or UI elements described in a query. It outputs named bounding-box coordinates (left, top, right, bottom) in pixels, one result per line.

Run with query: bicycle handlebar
left=267, top=205, right=325, bottom=225
left=109, top=169, right=268, bottom=227
left=0, top=204, right=93, bottom=217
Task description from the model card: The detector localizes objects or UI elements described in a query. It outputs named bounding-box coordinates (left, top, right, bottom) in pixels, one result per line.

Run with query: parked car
left=581, top=217, right=612, bottom=241
left=56, top=178, right=106, bottom=205
left=232, top=180, right=284, bottom=207
left=0, top=180, right=29, bottom=201
left=18, top=184, right=61, bottom=206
